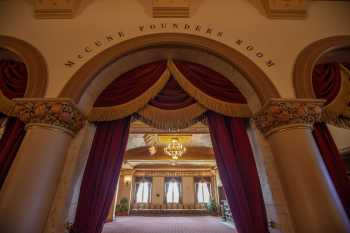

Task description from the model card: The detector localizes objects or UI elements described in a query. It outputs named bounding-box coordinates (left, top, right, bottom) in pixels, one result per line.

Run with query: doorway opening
left=103, top=121, right=236, bottom=233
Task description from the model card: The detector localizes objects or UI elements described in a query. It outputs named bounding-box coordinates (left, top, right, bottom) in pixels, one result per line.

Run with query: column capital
left=253, top=98, right=325, bottom=136
left=13, top=98, right=85, bottom=134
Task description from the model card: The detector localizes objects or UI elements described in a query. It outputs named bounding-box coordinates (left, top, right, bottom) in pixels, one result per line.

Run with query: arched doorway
left=48, top=33, right=283, bottom=233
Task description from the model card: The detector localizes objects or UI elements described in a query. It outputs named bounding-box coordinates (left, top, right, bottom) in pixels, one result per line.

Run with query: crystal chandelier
left=164, top=138, right=186, bottom=160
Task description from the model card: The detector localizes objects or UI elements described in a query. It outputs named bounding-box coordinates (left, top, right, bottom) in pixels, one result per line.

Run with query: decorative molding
left=152, top=0, right=190, bottom=18
left=0, top=35, right=47, bottom=114
left=253, top=98, right=325, bottom=135
left=261, top=0, right=307, bottom=19
left=293, top=35, right=350, bottom=129
left=13, top=98, right=85, bottom=134
left=34, top=0, right=81, bottom=19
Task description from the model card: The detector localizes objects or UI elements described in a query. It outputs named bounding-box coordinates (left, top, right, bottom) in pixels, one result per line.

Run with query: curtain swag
left=322, top=64, right=350, bottom=122
left=89, top=60, right=252, bottom=128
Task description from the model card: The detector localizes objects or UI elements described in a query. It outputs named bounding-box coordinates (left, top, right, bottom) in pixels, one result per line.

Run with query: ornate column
left=253, top=98, right=350, bottom=233
left=0, top=98, right=84, bottom=233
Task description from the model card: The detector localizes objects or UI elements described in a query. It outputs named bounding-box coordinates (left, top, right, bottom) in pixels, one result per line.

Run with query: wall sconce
left=124, top=175, right=132, bottom=187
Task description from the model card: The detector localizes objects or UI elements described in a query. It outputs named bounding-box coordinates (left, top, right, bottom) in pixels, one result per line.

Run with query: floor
left=102, top=216, right=236, bottom=233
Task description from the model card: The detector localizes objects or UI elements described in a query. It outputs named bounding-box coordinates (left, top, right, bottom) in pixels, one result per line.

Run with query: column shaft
left=0, top=126, right=72, bottom=233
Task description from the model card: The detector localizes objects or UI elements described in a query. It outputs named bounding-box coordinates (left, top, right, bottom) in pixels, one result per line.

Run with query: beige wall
left=0, top=0, right=349, bottom=99
left=182, top=177, right=195, bottom=205
left=116, top=175, right=132, bottom=204
left=151, top=177, right=165, bottom=205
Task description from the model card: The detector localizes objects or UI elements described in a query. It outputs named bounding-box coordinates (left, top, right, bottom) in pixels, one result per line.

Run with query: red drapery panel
left=0, top=117, right=25, bottom=188
left=0, top=60, right=27, bottom=99
left=313, top=122, right=350, bottom=218
left=94, top=61, right=167, bottom=107
left=312, top=63, right=350, bottom=218
left=0, top=59, right=27, bottom=190
left=207, top=111, right=269, bottom=233
left=149, top=77, right=196, bottom=110
left=71, top=118, right=130, bottom=233
left=174, top=60, right=247, bottom=104
left=312, top=63, right=341, bottom=105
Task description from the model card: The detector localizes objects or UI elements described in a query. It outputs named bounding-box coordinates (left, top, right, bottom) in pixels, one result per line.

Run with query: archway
left=52, top=33, right=282, bottom=233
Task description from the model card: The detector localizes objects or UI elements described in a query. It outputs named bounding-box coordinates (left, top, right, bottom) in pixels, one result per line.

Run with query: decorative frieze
left=253, top=98, right=324, bottom=135
left=13, top=98, right=85, bottom=134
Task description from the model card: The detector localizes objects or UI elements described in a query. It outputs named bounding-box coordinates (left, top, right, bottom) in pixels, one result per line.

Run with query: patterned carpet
left=102, top=216, right=236, bottom=233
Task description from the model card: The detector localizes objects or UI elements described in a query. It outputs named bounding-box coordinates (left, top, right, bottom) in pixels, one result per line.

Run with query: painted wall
left=0, top=0, right=349, bottom=98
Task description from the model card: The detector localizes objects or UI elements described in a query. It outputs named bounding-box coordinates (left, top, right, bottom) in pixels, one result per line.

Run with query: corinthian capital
left=253, top=98, right=325, bottom=135
left=13, top=98, right=85, bottom=134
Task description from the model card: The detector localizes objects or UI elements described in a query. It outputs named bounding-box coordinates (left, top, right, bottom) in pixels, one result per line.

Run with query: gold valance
left=88, top=60, right=252, bottom=128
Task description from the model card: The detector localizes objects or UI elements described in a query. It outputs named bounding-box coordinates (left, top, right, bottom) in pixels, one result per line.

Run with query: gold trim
left=167, top=60, right=252, bottom=117
left=137, top=103, right=207, bottom=129
left=88, top=68, right=171, bottom=121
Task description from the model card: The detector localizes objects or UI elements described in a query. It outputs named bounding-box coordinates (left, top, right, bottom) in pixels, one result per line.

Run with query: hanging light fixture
left=164, top=138, right=186, bottom=160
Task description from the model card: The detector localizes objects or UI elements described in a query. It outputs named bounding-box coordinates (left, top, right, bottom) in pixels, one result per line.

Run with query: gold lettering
left=217, top=32, right=223, bottom=37
left=195, top=25, right=202, bottom=32
left=139, top=26, right=144, bottom=32
left=236, top=39, right=243, bottom=45
left=206, top=28, right=212, bottom=34
left=106, top=35, right=114, bottom=42
left=246, top=45, right=254, bottom=51
left=118, top=32, right=125, bottom=37
left=161, top=23, right=167, bottom=29
left=77, top=54, right=83, bottom=59
left=84, top=47, right=92, bottom=52
left=184, top=24, right=190, bottom=30
left=150, top=24, right=156, bottom=29
left=256, top=52, right=263, bottom=58
left=265, top=60, right=275, bottom=67
left=173, top=24, right=179, bottom=29
left=94, top=41, right=102, bottom=47
left=64, top=60, right=75, bottom=67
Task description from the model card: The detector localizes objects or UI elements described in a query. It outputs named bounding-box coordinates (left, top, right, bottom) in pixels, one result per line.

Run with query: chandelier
left=164, top=138, right=186, bottom=160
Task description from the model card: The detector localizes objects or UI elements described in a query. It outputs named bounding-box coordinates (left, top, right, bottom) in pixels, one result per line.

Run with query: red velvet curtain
left=71, top=118, right=130, bottom=233
left=312, top=62, right=350, bottom=218
left=0, top=60, right=27, bottom=190
left=0, top=60, right=27, bottom=99
left=174, top=60, right=247, bottom=103
left=0, top=117, right=25, bottom=188
left=312, top=63, right=341, bottom=105
left=149, top=77, right=196, bottom=109
left=94, top=61, right=167, bottom=107
left=207, top=111, right=269, bottom=233
left=313, top=122, right=350, bottom=218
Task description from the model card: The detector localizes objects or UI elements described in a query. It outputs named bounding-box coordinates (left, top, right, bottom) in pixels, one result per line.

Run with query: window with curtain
left=165, top=177, right=181, bottom=203
left=195, top=177, right=211, bottom=203
left=135, top=177, right=152, bottom=203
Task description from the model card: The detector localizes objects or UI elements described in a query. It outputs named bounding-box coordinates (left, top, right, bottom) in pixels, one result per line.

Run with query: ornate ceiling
left=32, top=0, right=348, bottom=19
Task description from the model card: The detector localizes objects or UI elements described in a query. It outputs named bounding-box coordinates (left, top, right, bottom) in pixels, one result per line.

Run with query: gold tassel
left=137, top=103, right=207, bottom=129
left=89, top=68, right=171, bottom=121
left=167, top=60, right=252, bottom=118
left=0, top=91, right=15, bottom=116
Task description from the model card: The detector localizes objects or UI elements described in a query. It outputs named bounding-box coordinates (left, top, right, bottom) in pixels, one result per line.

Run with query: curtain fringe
left=89, top=69, right=171, bottom=122
left=134, top=112, right=208, bottom=130
left=167, top=60, right=252, bottom=118
left=137, top=103, right=207, bottom=129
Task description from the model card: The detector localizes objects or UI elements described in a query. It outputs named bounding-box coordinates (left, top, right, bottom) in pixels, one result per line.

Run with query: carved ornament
left=253, top=98, right=324, bottom=135
left=13, top=98, right=85, bottom=134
